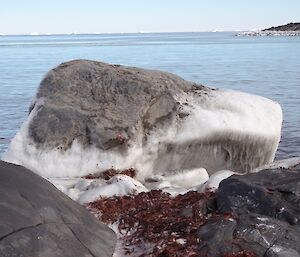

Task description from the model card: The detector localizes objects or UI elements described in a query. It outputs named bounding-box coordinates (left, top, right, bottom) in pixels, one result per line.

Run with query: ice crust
left=198, top=170, right=237, bottom=192
left=49, top=155, right=299, bottom=206
left=2, top=85, right=284, bottom=201
left=3, top=89, right=282, bottom=179
left=50, top=175, right=148, bottom=204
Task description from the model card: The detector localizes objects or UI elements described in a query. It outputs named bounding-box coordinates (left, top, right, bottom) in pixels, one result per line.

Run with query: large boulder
left=3, top=60, right=282, bottom=178
left=0, top=161, right=116, bottom=257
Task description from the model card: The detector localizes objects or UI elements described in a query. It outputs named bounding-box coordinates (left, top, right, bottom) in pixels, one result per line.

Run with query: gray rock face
left=3, top=60, right=282, bottom=178
left=30, top=60, right=191, bottom=150
left=198, top=214, right=300, bottom=257
left=0, top=161, right=116, bottom=257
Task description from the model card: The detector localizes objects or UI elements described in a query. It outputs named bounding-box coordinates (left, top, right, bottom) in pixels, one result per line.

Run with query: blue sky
left=0, top=0, right=299, bottom=34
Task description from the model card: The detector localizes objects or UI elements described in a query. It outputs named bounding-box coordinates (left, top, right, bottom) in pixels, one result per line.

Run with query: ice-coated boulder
left=3, top=60, right=282, bottom=178
left=0, top=161, right=116, bottom=257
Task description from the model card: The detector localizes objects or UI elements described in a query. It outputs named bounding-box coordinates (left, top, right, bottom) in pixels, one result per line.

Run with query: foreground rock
left=88, top=165, right=300, bottom=257
left=212, top=166, right=300, bottom=257
left=0, top=161, right=116, bottom=257
left=3, top=60, right=282, bottom=179
left=218, top=167, right=300, bottom=224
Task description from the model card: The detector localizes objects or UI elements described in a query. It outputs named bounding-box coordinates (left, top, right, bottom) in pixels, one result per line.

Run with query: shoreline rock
left=88, top=164, right=300, bottom=257
left=0, top=160, right=116, bottom=257
left=263, top=22, right=300, bottom=32
left=2, top=60, right=282, bottom=179
left=236, top=22, right=300, bottom=37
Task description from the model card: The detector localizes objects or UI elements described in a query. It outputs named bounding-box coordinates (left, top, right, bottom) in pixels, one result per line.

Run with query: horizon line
left=0, top=29, right=263, bottom=36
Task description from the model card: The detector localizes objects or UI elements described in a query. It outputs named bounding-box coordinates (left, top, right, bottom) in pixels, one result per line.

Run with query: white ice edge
left=1, top=88, right=287, bottom=204
left=2, top=89, right=283, bottom=180
left=251, top=157, right=300, bottom=173
left=48, top=155, right=299, bottom=206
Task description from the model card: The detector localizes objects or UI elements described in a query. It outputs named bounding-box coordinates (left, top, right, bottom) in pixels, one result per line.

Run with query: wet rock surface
left=0, top=161, right=116, bottom=257
left=88, top=166, right=300, bottom=257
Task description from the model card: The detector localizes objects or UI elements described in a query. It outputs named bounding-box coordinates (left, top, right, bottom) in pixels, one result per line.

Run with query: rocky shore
left=263, top=22, right=300, bottom=32
left=1, top=60, right=299, bottom=256
left=1, top=159, right=300, bottom=256
left=236, top=22, right=300, bottom=37
left=89, top=164, right=300, bottom=257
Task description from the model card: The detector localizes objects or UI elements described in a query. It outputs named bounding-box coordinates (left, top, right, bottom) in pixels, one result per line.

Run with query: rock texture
left=0, top=161, right=116, bottom=257
left=89, top=165, right=300, bottom=257
left=209, top=166, right=300, bottom=257
left=29, top=60, right=190, bottom=151
left=3, top=60, right=282, bottom=177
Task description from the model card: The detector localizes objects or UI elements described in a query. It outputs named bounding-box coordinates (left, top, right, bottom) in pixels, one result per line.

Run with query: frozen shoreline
left=236, top=30, right=300, bottom=37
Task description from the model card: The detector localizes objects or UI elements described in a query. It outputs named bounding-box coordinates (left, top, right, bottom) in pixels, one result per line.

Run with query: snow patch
left=50, top=175, right=148, bottom=204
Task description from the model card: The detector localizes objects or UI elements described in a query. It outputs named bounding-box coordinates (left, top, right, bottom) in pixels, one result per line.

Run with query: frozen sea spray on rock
left=3, top=60, right=282, bottom=178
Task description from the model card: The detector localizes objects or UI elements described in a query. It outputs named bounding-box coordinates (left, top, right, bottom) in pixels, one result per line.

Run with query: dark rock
left=235, top=214, right=300, bottom=257
left=0, top=161, right=116, bottom=257
left=217, top=167, right=300, bottom=225
left=197, top=217, right=239, bottom=256
left=263, top=22, right=300, bottom=31
left=198, top=213, right=300, bottom=257
left=201, top=166, right=300, bottom=257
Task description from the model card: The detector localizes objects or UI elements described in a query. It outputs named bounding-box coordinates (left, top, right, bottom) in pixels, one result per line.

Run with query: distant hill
left=263, top=22, right=300, bottom=31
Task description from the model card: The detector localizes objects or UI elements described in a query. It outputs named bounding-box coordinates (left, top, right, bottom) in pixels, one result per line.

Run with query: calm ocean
left=0, top=32, right=299, bottom=159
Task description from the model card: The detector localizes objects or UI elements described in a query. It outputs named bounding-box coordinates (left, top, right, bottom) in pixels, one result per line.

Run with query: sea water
left=0, top=32, right=299, bottom=159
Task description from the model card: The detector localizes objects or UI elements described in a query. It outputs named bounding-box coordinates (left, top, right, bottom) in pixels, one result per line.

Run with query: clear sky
left=1, top=0, right=299, bottom=34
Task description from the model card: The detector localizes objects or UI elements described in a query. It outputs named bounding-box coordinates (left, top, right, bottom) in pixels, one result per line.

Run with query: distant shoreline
left=236, top=22, right=300, bottom=37
left=0, top=31, right=250, bottom=37
left=2, top=23, right=299, bottom=37
left=237, top=31, right=300, bottom=37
